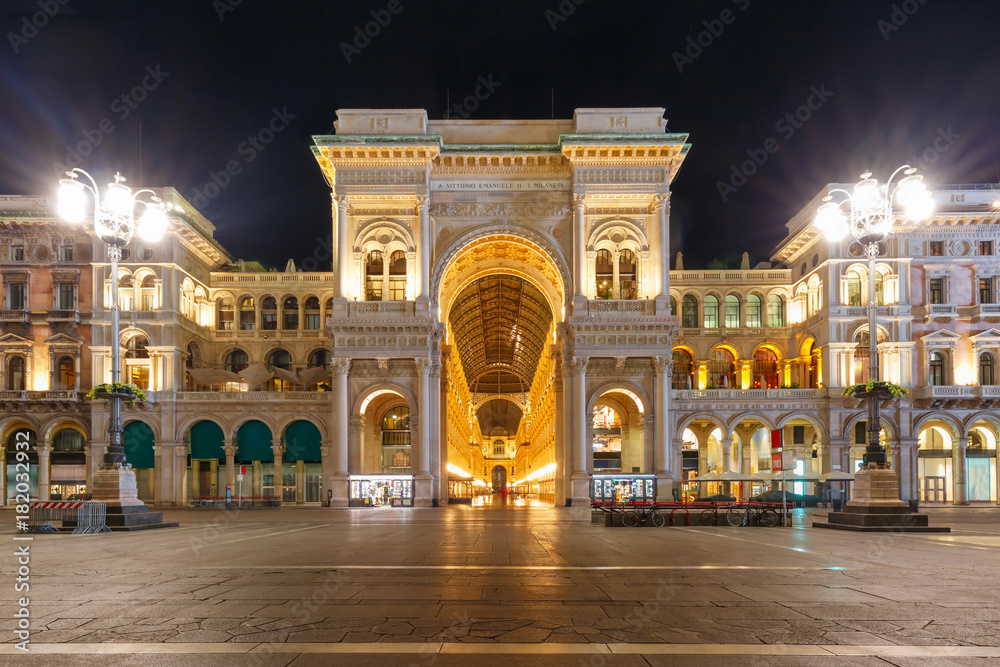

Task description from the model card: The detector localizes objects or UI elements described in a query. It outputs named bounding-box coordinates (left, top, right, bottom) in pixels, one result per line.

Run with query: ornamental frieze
left=428, top=201, right=570, bottom=218
left=338, top=170, right=426, bottom=185
left=575, top=169, right=666, bottom=184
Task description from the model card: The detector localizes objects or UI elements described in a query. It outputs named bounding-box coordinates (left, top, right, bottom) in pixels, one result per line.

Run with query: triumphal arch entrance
left=313, top=108, right=689, bottom=508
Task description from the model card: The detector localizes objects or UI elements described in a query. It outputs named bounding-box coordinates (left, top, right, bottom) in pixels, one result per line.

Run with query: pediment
left=921, top=329, right=961, bottom=341
left=0, top=333, right=32, bottom=345
left=44, top=333, right=83, bottom=345
left=971, top=328, right=1000, bottom=346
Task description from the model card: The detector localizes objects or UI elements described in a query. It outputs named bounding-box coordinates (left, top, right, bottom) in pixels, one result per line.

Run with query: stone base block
left=814, top=504, right=950, bottom=532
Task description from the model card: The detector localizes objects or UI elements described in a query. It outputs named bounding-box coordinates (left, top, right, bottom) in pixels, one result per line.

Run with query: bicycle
left=621, top=504, right=666, bottom=527
left=725, top=503, right=779, bottom=527
left=699, top=505, right=722, bottom=526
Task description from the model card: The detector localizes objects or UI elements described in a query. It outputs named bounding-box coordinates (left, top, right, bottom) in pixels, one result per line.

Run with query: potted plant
left=841, top=380, right=908, bottom=400
left=86, top=382, right=147, bottom=407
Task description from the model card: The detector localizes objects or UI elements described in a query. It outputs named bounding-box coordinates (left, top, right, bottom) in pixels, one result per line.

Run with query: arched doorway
left=435, top=229, right=568, bottom=507
left=283, top=420, right=323, bottom=503
left=491, top=465, right=507, bottom=493
left=123, top=421, right=155, bottom=500
left=189, top=420, right=224, bottom=500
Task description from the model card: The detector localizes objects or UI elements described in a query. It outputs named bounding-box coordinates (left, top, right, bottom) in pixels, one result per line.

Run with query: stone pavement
left=2, top=503, right=1000, bottom=665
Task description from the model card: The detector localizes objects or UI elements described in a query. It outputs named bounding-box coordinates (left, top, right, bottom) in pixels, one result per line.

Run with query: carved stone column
left=641, top=417, right=655, bottom=475
left=414, top=357, right=433, bottom=506
left=271, top=441, right=285, bottom=504
left=334, top=195, right=350, bottom=300
left=653, top=356, right=675, bottom=500
left=573, top=194, right=587, bottom=308
left=612, top=250, right=621, bottom=299
left=896, top=437, right=917, bottom=504
left=174, top=442, right=188, bottom=505
left=954, top=437, right=968, bottom=505
left=569, top=356, right=591, bottom=506
left=416, top=195, right=430, bottom=310
left=224, top=443, right=237, bottom=496
left=37, top=443, right=52, bottom=501
left=328, top=358, right=351, bottom=507
left=652, top=193, right=670, bottom=311
left=552, top=347, right=567, bottom=505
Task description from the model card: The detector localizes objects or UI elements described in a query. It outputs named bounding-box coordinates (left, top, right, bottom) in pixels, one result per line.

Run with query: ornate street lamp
left=815, top=166, right=933, bottom=466
left=57, top=169, right=167, bottom=470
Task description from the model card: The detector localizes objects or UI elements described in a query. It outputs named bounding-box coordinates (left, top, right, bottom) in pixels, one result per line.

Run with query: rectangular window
left=855, top=422, right=867, bottom=445
left=793, top=425, right=805, bottom=445
left=746, top=299, right=761, bottom=328
left=928, top=278, right=944, bottom=305
left=928, top=241, right=944, bottom=256
left=57, top=283, right=75, bottom=310
left=981, top=241, right=994, bottom=256
left=388, top=277, right=406, bottom=301
left=10, top=245, right=24, bottom=261
left=8, top=283, right=27, bottom=310
left=58, top=245, right=73, bottom=262
left=980, top=279, right=994, bottom=305
left=305, top=313, right=320, bottom=330
left=141, top=293, right=154, bottom=311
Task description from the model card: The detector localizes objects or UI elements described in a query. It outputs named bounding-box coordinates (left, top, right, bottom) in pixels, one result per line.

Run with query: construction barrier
left=72, top=501, right=111, bottom=534
left=27, top=501, right=83, bottom=533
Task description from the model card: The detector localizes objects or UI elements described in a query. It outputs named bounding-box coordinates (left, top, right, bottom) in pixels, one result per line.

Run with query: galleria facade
left=2, top=108, right=999, bottom=508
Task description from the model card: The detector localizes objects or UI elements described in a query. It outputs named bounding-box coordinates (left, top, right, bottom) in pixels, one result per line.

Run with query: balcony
left=211, top=272, right=333, bottom=285
left=348, top=301, right=413, bottom=316
left=151, top=390, right=331, bottom=402
left=0, top=390, right=83, bottom=402
left=213, top=328, right=325, bottom=340
left=586, top=300, right=653, bottom=316
left=672, top=388, right=824, bottom=400
left=912, top=385, right=1000, bottom=408
left=46, top=309, right=80, bottom=324
left=971, top=303, right=1000, bottom=320
left=0, top=309, right=28, bottom=323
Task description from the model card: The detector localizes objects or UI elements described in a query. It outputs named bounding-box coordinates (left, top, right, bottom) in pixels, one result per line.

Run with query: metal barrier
left=72, top=501, right=110, bottom=534
left=670, top=507, right=689, bottom=526
left=27, top=501, right=83, bottom=533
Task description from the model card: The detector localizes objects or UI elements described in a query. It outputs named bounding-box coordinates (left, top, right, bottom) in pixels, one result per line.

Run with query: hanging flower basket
left=86, top=382, right=147, bottom=407
left=841, top=380, right=908, bottom=400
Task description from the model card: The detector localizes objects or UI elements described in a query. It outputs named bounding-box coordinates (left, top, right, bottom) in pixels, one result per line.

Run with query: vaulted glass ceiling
left=449, top=275, right=552, bottom=436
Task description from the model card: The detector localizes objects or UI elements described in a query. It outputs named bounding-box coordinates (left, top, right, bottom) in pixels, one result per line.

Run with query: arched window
left=307, top=349, right=331, bottom=391
left=619, top=249, right=637, bottom=299
left=57, top=356, right=75, bottom=390
left=595, top=249, right=613, bottom=299
left=874, top=271, right=885, bottom=306
left=724, top=294, right=740, bottom=329
left=217, top=296, right=234, bottom=330
left=124, top=335, right=150, bottom=389
left=752, top=348, right=779, bottom=389
left=365, top=250, right=383, bottom=301
left=186, top=342, right=200, bottom=390
left=708, top=349, right=736, bottom=389
left=261, top=296, right=277, bottom=330
left=672, top=349, right=694, bottom=389
left=493, top=439, right=506, bottom=456
left=118, top=274, right=134, bottom=310
left=381, top=406, right=411, bottom=473
left=304, top=296, right=321, bottom=330
left=980, top=352, right=995, bottom=386
left=808, top=342, right=820, bottom=389
left=267, top=349, right=292, bottom=391
left=225, top=349, right=249, bottom=374
left=746, top=294, right=762, bottom=328
left=767, top=295, right=784, bottom=328
left=929, top=352, right=945, bottom=386
left=682, top=295, right=698, bottom=328
left=388, top=250, right=406, bottom=301
left=703, top=295, right=719, bottom=328
left=52, top=428, right=84, bottom=452
left=239, top=296, right=255, bottom=330
left=7, top=355, right=26, bottom=390
left=125, top=335, right=149, bottom=359
left=670, top=296, right=677, bottom=316
left=846, top=270, right=862, bottom=306
left=139, top=275, right=156, bottom=310
left=282, top=296, right=298, bottom=330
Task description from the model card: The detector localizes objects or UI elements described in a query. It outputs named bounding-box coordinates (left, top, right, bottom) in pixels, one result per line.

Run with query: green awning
left=123, top=421, right=155, bottom=469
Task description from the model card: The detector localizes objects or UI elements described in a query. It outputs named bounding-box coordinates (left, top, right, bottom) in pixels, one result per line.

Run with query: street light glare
left=57, top=181, right=87, bottom=222
left=105, top=181, right=134, bottom=217
left=815, top=202, right=848, bottom=241
left=905, top=192, right=934, bottom=221
left=138, top=204, right=168, bottom=242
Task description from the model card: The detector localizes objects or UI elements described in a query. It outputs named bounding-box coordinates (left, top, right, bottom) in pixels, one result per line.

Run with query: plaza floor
left=3, top=502, right=1000, bottom=666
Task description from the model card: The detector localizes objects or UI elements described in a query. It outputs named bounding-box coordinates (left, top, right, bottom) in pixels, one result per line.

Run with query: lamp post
left=57, top=169, right=167, bottom=472
left=815, top=166, right=933, bottom=466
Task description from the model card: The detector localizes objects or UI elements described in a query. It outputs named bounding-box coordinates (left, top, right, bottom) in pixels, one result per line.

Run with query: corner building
left=316, top=108, right=688, bottom=507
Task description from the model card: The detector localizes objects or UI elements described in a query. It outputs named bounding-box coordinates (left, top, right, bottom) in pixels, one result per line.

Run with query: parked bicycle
left=725, top=503, right=780, bottom=527
left=699, top=505, right=723, bottom=526
left=621, top=504, right=666, bottom=527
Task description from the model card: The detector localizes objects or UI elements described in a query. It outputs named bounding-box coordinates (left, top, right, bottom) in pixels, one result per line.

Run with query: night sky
left=2, top=0, right=999, bottom=270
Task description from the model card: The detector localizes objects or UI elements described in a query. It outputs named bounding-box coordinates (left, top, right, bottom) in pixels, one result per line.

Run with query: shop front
left=591, top=473, right=656, bottom=504
left=349, top=474, right=414, bottom=507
